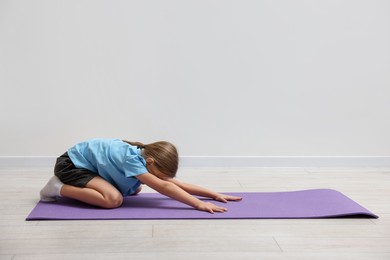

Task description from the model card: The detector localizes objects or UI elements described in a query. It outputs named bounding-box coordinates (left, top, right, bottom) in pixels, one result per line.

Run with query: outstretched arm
left=136, top=172, right=228, bottom=213
left=166, top=178, right=242, bottom=203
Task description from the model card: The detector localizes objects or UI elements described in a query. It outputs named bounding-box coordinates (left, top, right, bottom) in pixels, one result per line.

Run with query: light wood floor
left=1, top=167, right=389, bottom=260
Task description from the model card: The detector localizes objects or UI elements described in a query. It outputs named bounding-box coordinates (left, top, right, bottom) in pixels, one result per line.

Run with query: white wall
left=1, top=0, right=389, bottom=158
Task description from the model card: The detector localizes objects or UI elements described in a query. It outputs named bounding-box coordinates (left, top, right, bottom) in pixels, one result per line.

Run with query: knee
left=103, top=194, right=123, bottom=209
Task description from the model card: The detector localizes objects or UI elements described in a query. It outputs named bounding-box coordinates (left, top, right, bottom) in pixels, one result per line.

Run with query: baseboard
left=0, top=156, right=57, bottom=168
left=180, top=156, right=390, bottom=167
left=1, top=156, right=390, bottom=168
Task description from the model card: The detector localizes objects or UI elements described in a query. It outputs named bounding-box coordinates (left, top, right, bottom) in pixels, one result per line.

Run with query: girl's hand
left=196, top=201, right=228, bottom=214
left=214, top=193, right=243, bottom=203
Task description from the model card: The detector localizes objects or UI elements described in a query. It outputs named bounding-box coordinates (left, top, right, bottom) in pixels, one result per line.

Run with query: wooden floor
left=1, top=166, right=389, bottom=260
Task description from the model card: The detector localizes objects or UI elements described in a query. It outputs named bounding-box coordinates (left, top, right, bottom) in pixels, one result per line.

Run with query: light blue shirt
left=67, top=138, right=147, bottom=196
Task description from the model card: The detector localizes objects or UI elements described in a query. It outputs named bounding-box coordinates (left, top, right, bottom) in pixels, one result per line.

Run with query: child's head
left=124, top=140, right=178, bottom=178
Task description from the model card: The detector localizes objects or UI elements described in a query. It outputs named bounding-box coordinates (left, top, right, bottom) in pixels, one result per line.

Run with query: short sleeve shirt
left=67, top=138, right=147, bottom=196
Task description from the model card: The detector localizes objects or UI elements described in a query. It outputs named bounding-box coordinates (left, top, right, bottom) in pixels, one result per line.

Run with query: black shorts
left=54, top=152, right=98, bottom=187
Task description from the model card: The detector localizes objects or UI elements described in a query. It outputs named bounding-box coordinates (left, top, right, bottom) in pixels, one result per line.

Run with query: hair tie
left=138, top=145, right=145, bottom=149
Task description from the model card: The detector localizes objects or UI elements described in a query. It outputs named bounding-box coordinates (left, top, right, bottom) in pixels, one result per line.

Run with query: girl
left=40, top=138, right=242, bottom=213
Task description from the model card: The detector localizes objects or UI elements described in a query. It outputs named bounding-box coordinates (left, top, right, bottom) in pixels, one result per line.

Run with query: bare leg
left=60, top=176, right=123, bottom=209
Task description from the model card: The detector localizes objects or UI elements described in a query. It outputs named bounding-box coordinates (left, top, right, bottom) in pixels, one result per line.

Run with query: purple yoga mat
left=26, top=189, right=377, bottom=220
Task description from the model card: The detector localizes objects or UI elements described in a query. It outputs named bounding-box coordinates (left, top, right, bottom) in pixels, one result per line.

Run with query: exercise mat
left=26, top=189, right=378, bottom=220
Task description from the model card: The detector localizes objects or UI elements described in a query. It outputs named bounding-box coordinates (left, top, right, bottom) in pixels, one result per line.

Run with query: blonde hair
left=123, top=140, right=178, bottom=178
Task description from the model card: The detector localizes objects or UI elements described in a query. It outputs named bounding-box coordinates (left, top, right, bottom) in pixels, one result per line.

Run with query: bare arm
left=166, top=178, right=219, bottom=198
left=136, top=172, right=228, bottom=213
left=166, top=178, right=242, bottom=203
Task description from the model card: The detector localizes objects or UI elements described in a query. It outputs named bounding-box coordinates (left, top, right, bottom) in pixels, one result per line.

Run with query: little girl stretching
left=40, top=138, right=241, bottom=213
